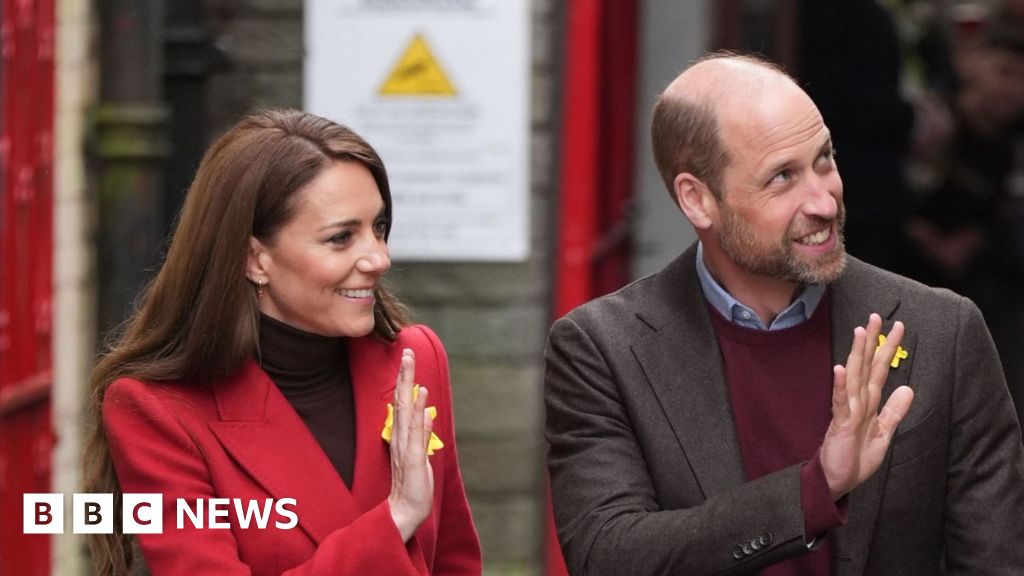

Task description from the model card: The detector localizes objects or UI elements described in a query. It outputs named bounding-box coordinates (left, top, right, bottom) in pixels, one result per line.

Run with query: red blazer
left=104, top=325, right=482, bottom=575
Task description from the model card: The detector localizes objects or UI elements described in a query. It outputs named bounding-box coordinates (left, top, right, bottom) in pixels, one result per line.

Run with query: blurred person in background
left=83, top=109, right=481, bottom=575
left=904, top=2, right=1024, bottom=426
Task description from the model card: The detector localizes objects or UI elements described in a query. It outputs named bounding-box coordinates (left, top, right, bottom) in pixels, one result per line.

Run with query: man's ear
left=246, top=236, right=270, bottom=284
left=673, top=173, right=717, bottom=230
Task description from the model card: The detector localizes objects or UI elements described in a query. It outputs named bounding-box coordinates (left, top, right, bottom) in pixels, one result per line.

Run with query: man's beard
left=717, top=200, right=848, bottom=285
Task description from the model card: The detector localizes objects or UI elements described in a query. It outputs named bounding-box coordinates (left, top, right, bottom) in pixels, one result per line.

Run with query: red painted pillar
left=549, top=2, right=604, bottom=572
left=0, top=0, right=56, bottom=573
left=549, top=0, right=637, bottom=574
left=554, top=0, right=637, bottom=318
left=554, top=0, right=604, bottom=320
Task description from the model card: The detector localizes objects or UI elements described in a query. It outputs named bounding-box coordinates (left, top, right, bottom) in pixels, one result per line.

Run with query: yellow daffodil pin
left=382, top=384, right=445, bottom=455
left=877, top=334, right=909, bottom=368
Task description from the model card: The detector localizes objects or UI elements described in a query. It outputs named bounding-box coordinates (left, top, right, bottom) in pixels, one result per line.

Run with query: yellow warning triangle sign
left=379, top=34, right=457, bottom=97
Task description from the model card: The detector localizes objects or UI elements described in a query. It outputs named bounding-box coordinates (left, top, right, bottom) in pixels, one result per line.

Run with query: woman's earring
left=257, top=279, right=265, bottom=298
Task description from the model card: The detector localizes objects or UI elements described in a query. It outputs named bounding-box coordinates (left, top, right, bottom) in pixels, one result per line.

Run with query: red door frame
left=553, top=0, right=637, bottom=320
left=0, top=0, right=56, bottom=573
left=549, top=0, right=638, bottom=573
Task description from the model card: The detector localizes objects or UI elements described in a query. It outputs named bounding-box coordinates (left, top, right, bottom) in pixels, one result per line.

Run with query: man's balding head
left=651, top=54, right=796, bottom=201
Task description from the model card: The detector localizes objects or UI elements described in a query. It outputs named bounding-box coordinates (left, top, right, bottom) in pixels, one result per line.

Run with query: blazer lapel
left=633, top=247, right=746, bottom=498
left=208, top=360, right=362, bottom=545
left=829, top=258, right=917, bottom=576
left=347, top=335, right=429, bottom=575
left=347, top=336, right=394, bottom=507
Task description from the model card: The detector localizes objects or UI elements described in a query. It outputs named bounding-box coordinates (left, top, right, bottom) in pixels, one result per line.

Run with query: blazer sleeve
left=414, top=325, right=483, bottom=575
left=942, top=298, right=1024, bottom=573
left=544, top=316, right=811, bottom=576
left=104, top=378, right=424, bottom=576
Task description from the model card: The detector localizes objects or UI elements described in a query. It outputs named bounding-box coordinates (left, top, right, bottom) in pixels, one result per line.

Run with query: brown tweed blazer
left=545, top=243, right=1024, bottom=576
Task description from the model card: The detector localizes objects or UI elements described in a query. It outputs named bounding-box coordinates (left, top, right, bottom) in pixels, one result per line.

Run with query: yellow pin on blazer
left=382, top=384, right=445, bottom=455
left=877, top=334, right=909, bottom=368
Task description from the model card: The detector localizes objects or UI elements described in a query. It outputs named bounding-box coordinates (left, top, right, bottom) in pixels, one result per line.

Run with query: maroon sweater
left=708, top=291, right=845, bottom=575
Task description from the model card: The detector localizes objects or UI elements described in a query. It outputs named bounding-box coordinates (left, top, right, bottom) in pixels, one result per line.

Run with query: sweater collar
left=257, top=313, right=346, bottom=388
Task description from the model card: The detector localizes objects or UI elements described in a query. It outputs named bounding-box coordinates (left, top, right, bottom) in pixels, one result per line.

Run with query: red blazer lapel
left=348, top=335, right=429, bottom=575
left=208, top=360, right=362, bottom=545
left=348, top=336, right=394, bottom=507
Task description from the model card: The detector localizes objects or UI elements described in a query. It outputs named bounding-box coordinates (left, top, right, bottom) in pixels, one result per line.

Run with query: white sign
left=305, top=0, right=531, bottom=261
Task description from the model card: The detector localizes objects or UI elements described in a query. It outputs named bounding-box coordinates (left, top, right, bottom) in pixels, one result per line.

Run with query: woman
left=84, top=109, right=482, bottom=575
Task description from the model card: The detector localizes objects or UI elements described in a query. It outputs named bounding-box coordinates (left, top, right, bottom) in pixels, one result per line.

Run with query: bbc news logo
left=24, top=494, right=298, bottom=534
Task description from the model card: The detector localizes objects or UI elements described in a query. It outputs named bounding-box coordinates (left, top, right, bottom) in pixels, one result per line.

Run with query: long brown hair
left=84, top=109, right=409, bottom=574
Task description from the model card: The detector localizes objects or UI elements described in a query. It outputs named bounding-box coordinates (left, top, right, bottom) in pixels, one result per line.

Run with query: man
left=544, top=54, right=1024, bottom=575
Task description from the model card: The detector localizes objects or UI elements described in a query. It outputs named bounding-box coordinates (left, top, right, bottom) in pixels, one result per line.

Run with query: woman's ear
left=673, top=173, right=717, bottom=231
left=246, top=236, right=270, bottom=284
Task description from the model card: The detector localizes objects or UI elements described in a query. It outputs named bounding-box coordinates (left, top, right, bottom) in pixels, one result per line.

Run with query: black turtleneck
left=258, top=314, right=356, bottom=488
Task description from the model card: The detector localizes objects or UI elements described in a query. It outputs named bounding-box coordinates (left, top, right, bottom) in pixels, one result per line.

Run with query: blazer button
left=760, top=532, right=773, bottom=546
left=742, top=543, right=753, bottom=556
left=733, top=546, right=745, bottom=560
left=751, top=539, right=762, bottom=551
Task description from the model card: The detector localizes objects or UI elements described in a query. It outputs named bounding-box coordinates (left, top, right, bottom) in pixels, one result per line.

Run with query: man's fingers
left=862, top=314, right=883, bottom=384
left=866, top=321, right=905, bottom=412
left=883, top=320, right=905, bottom=350
left=845, top=326, right=867, bottom=393
left=872, top=321, right=905, bottom=375
left=831, top=364, right=851, bottom=421
left=876, top=385, right=915, bottom=437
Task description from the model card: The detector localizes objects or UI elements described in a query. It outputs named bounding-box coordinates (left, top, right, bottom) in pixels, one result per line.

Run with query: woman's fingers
left=388, top=349, right=433, bottom=542
left=393, top=348, right=433, bottom=473
left=422, top=398, right=434, bottom=449
left=409, top=386, right=427, bottom=459
left=394, top=348, right=416, bottom=454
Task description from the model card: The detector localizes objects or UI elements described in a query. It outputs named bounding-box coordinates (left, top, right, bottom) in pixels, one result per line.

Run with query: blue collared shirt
left=695, top=242, right=825, bottom=331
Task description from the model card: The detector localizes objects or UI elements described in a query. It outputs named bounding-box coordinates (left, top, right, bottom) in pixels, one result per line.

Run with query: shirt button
left=740, top=310, right=751, bottom=319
